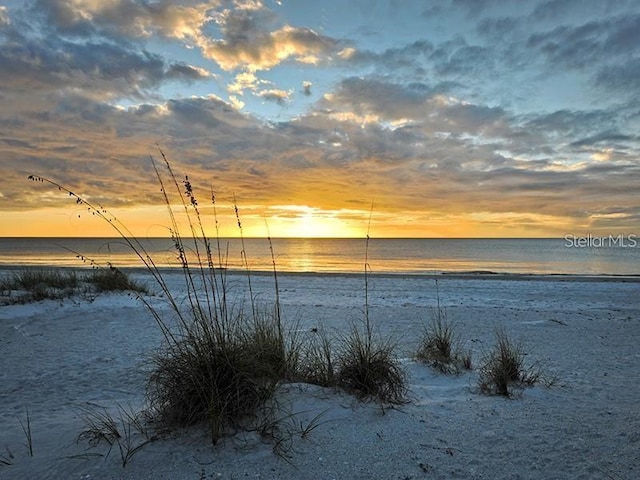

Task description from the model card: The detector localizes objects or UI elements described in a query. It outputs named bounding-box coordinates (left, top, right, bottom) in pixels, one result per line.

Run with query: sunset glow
left=0, top=1, right=638, bottom=238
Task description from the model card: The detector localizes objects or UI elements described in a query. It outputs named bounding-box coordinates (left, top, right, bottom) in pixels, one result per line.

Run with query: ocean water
left=0, top=237, right=638, bottom=276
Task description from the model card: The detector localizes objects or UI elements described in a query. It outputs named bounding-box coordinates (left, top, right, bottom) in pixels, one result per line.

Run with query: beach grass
left=133, top=152, right=296, bottom=444
left=0, top=267, right=147, bottom=303
left=296, top=327, right=337, bottom=387
left=0, top=268, right=79, bottom=302
left=336, top=326, right=407, bottom=404
left=477, top=327, right=542, bottom=396
left=292, top=223, right=407, bottom=404
left=295, top=325, right=407, bottom=404
left=77, top=404, right=154, bottom=467
left=30, top=151, right=299, bottom=446
left=147, top=307, right=290, bottom=443
left=416, top=311, right=472, bottom=374
left=28, top=149, right=408, bottom=451
left=86, top=266, right=148, bottom=294
left=334, top=222, right=407, bottom=404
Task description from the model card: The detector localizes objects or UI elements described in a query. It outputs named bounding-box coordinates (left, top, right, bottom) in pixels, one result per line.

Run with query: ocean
left=0, top=237, right=638, bottom=276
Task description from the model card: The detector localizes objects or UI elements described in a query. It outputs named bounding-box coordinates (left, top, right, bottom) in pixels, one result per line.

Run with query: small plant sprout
left=77, top=404, right=154, bottom=468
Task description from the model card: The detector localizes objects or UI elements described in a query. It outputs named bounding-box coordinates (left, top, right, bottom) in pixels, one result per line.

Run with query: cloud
left=201, top=23, right=340, bottom=71
left=33, top=0, right=217, bottom=41
left=532, top=0, right=633, bottom=22
left=3, top=84, right=639, bottom=235
left=0, top=22, right=214, bottom=101
left=526, top=13, right=640, bottom=94
left=451, top=0, right=500, bottom=15
left=227, top=71, right=260, bottom=95
left=319, top=76, right=508, bottom=139
left=0, top=6, right=10, bottom=27
left=338, top=40, right=434, bottom=71
left=257, top=88, right=291, bottom=106
left=166, top=63, right=215, bottom=82
left=596, top=57, right=640, bottom=92
left=27, top=0, right=344, bottom=100
left=570, top=131, right=635, bottom=148
left=320, top=77, right=435, bottom=122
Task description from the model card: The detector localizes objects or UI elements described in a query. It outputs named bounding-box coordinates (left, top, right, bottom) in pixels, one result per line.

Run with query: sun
left=267, top=205, right=363, bottom=238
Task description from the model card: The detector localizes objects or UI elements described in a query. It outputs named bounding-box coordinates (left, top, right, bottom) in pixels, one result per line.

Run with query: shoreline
left=1, top=264, right=639, bottom=282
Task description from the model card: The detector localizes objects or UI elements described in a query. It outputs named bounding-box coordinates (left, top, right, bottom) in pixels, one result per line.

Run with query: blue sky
left=1, top=0, right=639, bottom=237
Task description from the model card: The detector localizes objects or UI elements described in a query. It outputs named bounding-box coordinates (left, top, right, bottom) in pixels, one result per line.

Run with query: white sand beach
left=1, top=270, right=639, bottom=479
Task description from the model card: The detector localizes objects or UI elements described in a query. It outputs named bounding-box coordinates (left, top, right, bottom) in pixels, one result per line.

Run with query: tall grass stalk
left=334, top=203, right=407, bottom=403
left=416, top=280, right=472, bottom=374
left=234, top=195, right=257, bottom=323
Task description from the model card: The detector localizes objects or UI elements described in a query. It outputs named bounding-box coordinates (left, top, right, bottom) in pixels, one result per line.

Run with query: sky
left=0, top=0, right=639, bottom=238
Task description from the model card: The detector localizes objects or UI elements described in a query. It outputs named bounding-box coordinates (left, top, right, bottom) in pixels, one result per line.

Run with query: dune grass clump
left=86, top=266, right=148, bottom=294
left=30, top=149, right=294, bottom=447
left=148, top=310, right=288, bottom=443
left=0, top=267, right=148, bottom=304
left=0, top=268, right=79, bottom=302
left=336, top=327, right=406, bottom=404
left=478, top=328, right=541, bottom=396
left=416, top=280, right=471, bottom=374
left=295, top=326, right=406, bottom=405
left=296, top=327, right=337, bottom=388
left=417, top=313, right=471, bottom=374
left=289, top=228, right=406, bottom=403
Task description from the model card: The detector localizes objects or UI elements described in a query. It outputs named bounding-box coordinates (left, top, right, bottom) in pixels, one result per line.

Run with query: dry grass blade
left=298, top=409, right=331, bottom=439
left=0, top=447, right=15, bottom=466
left=77, top=404, right=154, bottom=467
left=77, top=406, right=122, bottom=449
left=18, top=408, right=34, bottom=457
